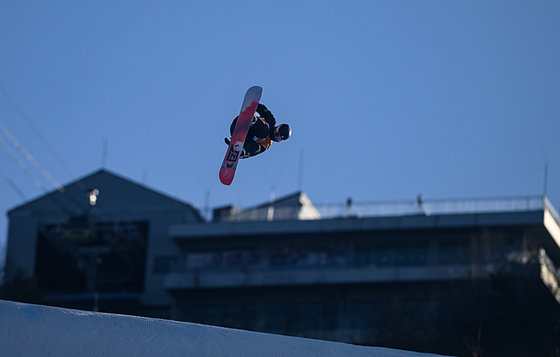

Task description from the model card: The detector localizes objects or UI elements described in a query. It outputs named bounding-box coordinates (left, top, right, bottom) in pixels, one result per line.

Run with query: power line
left=0, top=132, right=46, bottom=191
left=0, top=122, right=64, bottom=192
left=0, top=165, right=28, bottom=201
left=0, top=125, right=85, bottom=215
left=0, top=82, right=76, bottom=178
left=0, top=84, right=95, bottom=214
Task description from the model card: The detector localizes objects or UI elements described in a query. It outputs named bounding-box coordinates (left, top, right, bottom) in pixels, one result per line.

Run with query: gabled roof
left=8, top=169, right=202, bottom=220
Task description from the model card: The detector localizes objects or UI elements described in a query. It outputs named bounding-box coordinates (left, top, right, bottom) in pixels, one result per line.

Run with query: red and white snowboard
left=219, top=86, right=263, bottom=185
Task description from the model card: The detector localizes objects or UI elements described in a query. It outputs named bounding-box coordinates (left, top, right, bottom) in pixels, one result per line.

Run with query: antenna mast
left=101, top=139, right=108, bottom=168
left=543, top=163, right=548, bottom=197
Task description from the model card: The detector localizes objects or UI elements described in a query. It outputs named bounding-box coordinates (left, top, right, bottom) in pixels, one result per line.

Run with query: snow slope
left=0, top=300, right=447, bottom=357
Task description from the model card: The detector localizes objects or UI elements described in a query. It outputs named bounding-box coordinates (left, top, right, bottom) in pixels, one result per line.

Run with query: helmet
left=274, top=124, right=292, bottom=141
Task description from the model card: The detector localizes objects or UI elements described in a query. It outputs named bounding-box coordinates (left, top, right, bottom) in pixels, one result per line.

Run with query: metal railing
left=318, top=196, right=546, bottom=218
left=222, top=196, right=552, bottom=222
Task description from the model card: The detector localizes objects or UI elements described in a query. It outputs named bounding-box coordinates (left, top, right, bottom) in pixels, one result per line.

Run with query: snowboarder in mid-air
left=225, top=103, right=291, bottom=159
left=219, top=86, right=290, bottom=185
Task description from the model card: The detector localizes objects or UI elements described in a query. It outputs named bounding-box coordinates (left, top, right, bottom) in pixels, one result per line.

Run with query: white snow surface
left=0, top=299, right=447, bottom=357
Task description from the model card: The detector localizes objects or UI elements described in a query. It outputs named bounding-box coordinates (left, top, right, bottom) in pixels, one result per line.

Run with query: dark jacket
left=230, top=103, right=277, bottom=158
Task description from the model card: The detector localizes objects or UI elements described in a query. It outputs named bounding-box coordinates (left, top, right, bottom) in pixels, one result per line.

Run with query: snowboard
left=219, top=86, right=263, bottom=185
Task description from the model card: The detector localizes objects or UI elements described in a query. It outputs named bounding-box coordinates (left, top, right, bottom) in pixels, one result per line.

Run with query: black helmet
left=274, top=124, right=292, bottom=141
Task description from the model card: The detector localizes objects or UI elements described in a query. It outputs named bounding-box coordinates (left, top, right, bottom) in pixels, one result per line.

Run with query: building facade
left=167, top=195, right=560, bottom=356
left=3, top=169, right=203, bottom=315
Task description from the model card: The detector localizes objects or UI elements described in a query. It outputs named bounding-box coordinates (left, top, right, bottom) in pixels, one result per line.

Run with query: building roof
left=213, top=191, right=321, bottom=222
left=8, top=169, right=203, bottom=220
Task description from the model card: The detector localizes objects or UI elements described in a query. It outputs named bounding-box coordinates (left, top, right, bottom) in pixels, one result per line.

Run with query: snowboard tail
left=219, top=86, right=262, bottom=185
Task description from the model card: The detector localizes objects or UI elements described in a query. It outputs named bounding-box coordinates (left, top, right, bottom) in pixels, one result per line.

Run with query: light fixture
left=88, top=189, right=100, bottom=206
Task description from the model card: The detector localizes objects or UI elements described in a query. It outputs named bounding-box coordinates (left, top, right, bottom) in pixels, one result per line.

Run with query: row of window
left=152, top=239, right=520, bottom=274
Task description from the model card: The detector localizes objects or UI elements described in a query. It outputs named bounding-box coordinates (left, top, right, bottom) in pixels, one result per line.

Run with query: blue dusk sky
left=1, top=1, right=559, bottom=249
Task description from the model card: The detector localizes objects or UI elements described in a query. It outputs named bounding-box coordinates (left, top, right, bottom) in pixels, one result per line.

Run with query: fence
left=223, top=196, right=556, bottom=222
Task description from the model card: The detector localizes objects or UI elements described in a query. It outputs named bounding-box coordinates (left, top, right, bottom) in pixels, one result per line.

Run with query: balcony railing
left=221, top=196, right=555, bottom=222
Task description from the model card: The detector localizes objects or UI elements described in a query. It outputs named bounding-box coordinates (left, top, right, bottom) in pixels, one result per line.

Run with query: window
left=355, top=240, right=429, bottom=267
left=37, top=220, right=149, bottom=293
left=186, top=250, right=261, bottom=269
left=269, top=243, right=346, bottom=267
left=437, top=239, right=470, bottom=265
left=153, top=256, right=178, bottom=274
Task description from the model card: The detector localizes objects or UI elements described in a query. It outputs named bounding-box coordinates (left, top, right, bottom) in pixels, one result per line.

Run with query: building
left=167, top=195, right=560, bottom=356
left=4, top=172, right=560, bottom=355
left=3, top=169, right=203, bottom=315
